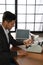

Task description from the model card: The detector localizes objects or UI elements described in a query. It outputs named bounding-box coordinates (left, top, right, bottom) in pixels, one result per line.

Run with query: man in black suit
left=0, top=11, right=32, bottom=65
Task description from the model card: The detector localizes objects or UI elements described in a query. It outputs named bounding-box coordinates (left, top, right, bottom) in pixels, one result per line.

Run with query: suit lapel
left=0, top=25, right=9, bottom=44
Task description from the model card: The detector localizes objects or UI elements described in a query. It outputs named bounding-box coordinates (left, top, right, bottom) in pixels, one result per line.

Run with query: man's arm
left=9, top=33, right=23, bottom=46
left=9, top=33, right=33, bottom=47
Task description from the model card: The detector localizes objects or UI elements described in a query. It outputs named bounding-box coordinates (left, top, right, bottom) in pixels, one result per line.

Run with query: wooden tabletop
left=11, top=45, right=43, bottom=65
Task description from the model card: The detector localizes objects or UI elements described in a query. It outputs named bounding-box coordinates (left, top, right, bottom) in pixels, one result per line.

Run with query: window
left=0, top=0, right=16, bottom=31
left=17, top=0, right=43, bottom=32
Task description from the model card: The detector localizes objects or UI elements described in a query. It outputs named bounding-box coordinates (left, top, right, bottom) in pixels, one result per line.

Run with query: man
left=0, top=11, right=32, bottom=65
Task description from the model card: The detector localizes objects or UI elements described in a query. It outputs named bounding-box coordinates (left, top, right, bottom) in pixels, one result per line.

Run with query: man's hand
left=23, top=39, right=33, bottom=46
left=17, top=50, right=27, bottom=56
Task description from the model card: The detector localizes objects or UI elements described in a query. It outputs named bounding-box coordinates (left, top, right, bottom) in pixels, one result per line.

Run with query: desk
left=11, top=45, right=43, bottom=65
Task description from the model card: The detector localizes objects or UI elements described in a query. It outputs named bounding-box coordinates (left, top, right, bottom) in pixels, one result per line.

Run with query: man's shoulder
left=0, top=24, right=2, bottom=29
left=0, top=25, right=3, bottom=33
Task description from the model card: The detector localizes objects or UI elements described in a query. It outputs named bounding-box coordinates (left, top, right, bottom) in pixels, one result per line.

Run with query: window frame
left=0, top=0, right=17, bottom=32
left=16, top=0, right=43, bottom=33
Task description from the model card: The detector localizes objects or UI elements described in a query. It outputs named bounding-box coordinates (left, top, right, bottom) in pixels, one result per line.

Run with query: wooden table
left=11, top=45, right=43, bottom=65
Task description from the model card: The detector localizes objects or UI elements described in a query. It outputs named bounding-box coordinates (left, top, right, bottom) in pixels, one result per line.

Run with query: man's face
left=6, top=20, right=15, bottom=30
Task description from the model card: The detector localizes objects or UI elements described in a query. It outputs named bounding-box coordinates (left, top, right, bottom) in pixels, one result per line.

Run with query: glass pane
left=18, top=0, right=26, bottom=4
left=0, top=14, right=3, bottom=22
left=35, top=23, right=43, bottom=31
left=0, top=5, right=5, bottom=13
left=0, top=0, right=5, bottom=4
left=36, top=6, right=43, bottom=13
left=18, top=5, right=26, bottom=14
left=6, top=5, right=15, bottom=13
left=27, top=15, right=34, bottom=22
left=39, top=23, right=43, bottom=31
left=17, top=15, right=25, bottom=22
left=10, top=26, right=15, bottom=31
left=41, top=15, right=43, bottom=22
left=26, top=23, right=34, bottom=31
left=27, top=6, right=35, bottom=13
left=27, top=0, right=35, bottom=4
left=17, top=23, right=25, bottom=29
left=35, top=15, right=43, bottom=22
left=6, top=0, right=15, bottom=4
left=36, top=0, right=43, bottom=4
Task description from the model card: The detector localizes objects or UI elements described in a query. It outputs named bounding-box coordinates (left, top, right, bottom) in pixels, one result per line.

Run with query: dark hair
left=2, top=11, right=16, bottom=22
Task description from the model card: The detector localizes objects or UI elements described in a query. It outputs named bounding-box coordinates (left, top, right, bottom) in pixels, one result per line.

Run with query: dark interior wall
left=31, top=32, right=43, bottom=37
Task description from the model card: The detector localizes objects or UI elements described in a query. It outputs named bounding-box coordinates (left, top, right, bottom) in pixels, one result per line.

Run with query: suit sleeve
left=0, top=51, right=17, bottom=65
left=0, top=38, right=17, bottom=65
left=9, top=33, right=23, bottom=46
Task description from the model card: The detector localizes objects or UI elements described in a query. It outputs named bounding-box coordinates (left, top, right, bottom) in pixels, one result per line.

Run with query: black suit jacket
left=0, top=25, right=23, bottom=65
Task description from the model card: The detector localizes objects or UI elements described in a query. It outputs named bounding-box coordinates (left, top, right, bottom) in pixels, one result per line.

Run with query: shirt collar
left=2, top=25, right=9, bottom=34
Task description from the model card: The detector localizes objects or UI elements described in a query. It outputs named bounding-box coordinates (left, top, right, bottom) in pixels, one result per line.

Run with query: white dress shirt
left=2, top=25, right=9, bottom=43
